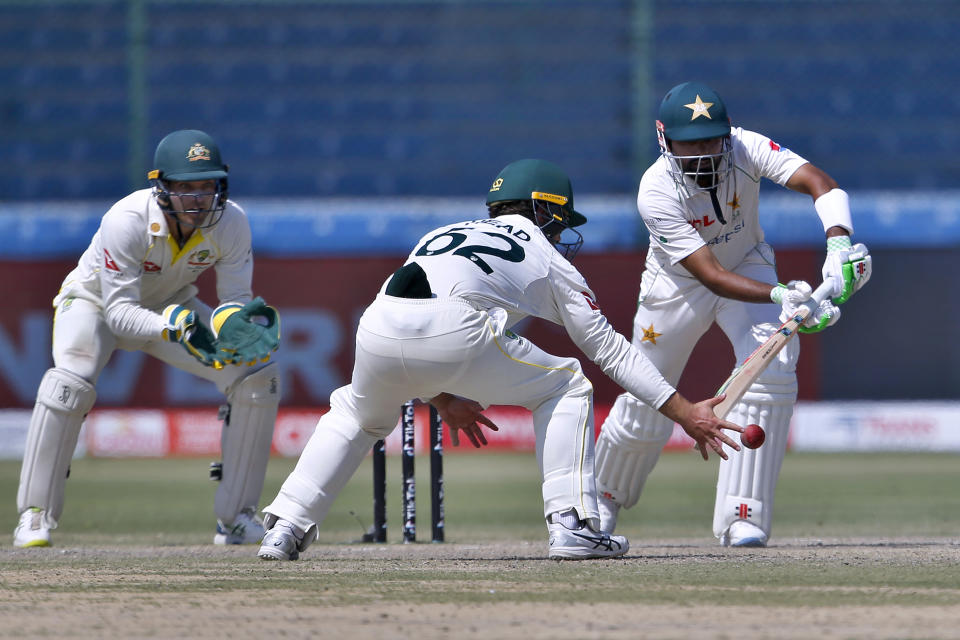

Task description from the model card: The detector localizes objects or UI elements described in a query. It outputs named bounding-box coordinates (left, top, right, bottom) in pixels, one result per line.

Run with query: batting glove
left=822, top=236, right=873, bottom=304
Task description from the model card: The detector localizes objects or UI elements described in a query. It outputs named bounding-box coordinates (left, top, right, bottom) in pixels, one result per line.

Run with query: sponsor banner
left=4, top=401, right=956, bottom=460
left=0, top=404, right=688, bottom=459
left=0, top=409, right=87, bottom=461
left=791, top=401, right=960, bottom=452
left=85, top=410, right=170, bottom=457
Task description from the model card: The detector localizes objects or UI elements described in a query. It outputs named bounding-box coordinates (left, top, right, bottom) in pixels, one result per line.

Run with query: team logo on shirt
left=187, top=249, right=212, bottom=267
left=726, top=193, right=741, bottom=210
left=640, top=323, right=662, bottom=345
left=503, top=329, right=524, bottom=345
left=187, top=143, right=212, bottom=162
left=143, top=261, right=162, bottom=273
left=684, top=95, right=714, bottom=120
left=580, top=291, right=600, bottom=311
left=769, top=140, right=781, bottom=151
left=103, top=249, right=120, bottom=272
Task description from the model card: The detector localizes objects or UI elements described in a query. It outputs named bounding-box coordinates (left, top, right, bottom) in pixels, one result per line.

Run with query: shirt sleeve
left=213, top=202, right=255, bottom=306
left=738, top=129, right=809, bottom=186
left=98, top=208, right=167, bottom=339
left=638, top=186, right=706, bottom=265
left=547, top=258, right=676, bottom=409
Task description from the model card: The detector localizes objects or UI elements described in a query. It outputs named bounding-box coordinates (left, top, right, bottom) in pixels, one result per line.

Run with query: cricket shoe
left=721, top=520, right=768, bottom=548
left=598, top=494, right=621, bottom=533
left=257, top=520, right=305, bottom=561
left=14, top=508, right=52, bottom=548
left=548, top=521, right=629, bottom=560
left=214, top=507, right=265, bottom=545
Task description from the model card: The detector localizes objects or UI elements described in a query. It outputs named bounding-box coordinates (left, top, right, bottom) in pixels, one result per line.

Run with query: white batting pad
left=595, top=392, right=673, bottom=510
left=712, top=396, right=793, bottom=538
left=215, top=363, right=280, bottom=525
left=17, top=368, right=97, bottom=524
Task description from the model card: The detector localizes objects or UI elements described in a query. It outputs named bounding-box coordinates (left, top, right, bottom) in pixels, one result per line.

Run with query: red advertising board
left=0, top=251, right=821, bottom=410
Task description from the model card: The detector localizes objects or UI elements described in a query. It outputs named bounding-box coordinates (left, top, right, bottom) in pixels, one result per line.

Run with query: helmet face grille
left=151, top=178, right=228, bottom=229
left=661, top=138, right=733, bottom=194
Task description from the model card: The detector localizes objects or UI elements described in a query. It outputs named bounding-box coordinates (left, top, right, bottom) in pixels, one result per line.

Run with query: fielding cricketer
left=257, top=159, right=745, bottom=562
left=14, top=130, right=281, bottom=548
left=594, top=82, right=872, bottom=547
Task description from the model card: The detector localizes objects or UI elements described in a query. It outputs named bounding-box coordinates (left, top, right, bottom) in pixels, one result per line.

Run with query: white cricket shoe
left=257, top=520, right=304, bottom=561
left=214, top=507, right=265, bottom=545
left=548, top=521, right=629, bottom=560
left=721, top=520, right=768, bottom=548
left=598, top=494, right=620, bottom=533
left=14, top=508, right=52, bottom=548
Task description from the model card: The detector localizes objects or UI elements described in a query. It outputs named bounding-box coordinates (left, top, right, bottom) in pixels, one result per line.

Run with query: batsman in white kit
left=13, top=130, right=282, bottom=548
left=258, top=159, right=743, bottom=561
left=594, top=82, right=873, bottom=547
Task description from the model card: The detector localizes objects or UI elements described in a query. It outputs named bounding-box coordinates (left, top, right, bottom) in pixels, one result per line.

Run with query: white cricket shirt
left=639, top=127, right=809, bottom=278
left=392, top=214, right=676, bottom=409
left=54, top=188, right=254, bottom=340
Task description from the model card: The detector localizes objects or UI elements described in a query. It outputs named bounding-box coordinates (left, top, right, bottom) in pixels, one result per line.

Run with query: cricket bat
left=713, top=280, right=835, bottom=419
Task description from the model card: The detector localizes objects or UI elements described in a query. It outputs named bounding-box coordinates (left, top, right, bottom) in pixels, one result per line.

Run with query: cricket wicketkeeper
left=14, top=129, right=281, bottom=548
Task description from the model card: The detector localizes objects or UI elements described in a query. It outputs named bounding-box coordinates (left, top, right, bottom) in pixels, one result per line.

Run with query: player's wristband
left=826, top=235, right=852, bottom=253
left=770, top=283, right=786, bottom=305
left=814, top=188, right=853, bottom=234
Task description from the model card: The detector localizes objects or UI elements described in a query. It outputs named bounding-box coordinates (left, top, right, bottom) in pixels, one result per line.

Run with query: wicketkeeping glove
left=212, top=297, right=280, bottom=365
left=821, top=236, right=873, bottom=304
left=161, top=304, right=224, bottom=368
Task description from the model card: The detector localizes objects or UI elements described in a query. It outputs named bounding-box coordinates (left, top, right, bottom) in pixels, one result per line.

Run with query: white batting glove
left=822, top=236, right=873, bottom=304
left=798, top=299, right=842, bottom=334
left=771, top=280, right=813, bottom=324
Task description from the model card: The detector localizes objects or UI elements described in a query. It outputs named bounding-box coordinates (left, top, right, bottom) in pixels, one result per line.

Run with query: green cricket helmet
left=656, top=82, right=733, bottom=194
left=148, top=129, right=229, bottom=228
left=486, top=159, right=586, bottom=259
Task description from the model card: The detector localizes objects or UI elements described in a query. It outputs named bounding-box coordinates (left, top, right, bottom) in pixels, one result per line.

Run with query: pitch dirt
left=2, top=537, right=959, bottom=640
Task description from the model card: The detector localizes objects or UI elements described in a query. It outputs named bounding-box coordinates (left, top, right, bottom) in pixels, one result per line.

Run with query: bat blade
left=713, top=281, right=835, bottom=420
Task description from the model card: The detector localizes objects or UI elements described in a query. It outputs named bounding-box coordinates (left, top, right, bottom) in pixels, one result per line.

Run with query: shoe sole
left=14, top=539, right=51, bottom=548
left=257, top=547, right=298, bottom=561
left=730, top=537, right=767, bottom=548
left=548, top=541, right=629, bottom=560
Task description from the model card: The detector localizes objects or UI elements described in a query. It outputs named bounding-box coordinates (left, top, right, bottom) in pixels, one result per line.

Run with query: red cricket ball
left=741, top=424, right=766, bottom=449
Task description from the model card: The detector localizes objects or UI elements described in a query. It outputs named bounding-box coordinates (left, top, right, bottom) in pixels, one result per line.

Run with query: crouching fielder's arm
left=549, top=263, right=742, bottom=460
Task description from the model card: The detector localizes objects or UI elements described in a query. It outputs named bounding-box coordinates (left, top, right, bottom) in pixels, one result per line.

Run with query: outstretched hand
left=687, top=395, right=744, bottom=460
left=659, top=392, right=743, bottom=461
left=430, top=393, right=499, bottom=448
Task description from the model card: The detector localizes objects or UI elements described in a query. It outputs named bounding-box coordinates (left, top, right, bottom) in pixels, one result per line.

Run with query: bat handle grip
left=803, top=280, right=836, bottom=312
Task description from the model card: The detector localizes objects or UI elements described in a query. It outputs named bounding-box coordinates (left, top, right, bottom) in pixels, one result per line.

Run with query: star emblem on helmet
left=684, top=95, right=714, bottom=121
left=640, top=323, right=662, bottom=345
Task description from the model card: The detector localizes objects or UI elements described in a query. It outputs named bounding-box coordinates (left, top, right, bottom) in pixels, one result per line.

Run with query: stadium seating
left=0, top=1, right=955, bottom=200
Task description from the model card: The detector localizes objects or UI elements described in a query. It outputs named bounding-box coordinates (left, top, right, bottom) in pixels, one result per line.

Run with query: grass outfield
left=1, top=451, right=958, bottom=544
left=1, top=452, right=958, bottom=639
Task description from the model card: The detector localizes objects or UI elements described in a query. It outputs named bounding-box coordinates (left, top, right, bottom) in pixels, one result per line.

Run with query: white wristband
left=814, top=188, right=853, bottom=234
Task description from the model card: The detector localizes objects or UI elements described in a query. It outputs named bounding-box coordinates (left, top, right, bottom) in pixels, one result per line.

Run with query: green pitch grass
left=0, top=451, right=957, bottom=544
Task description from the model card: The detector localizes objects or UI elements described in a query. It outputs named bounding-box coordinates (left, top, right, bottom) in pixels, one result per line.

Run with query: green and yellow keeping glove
left=161, top=304, right=224, bottom=368
left=212, top=297, right=281, bottom=366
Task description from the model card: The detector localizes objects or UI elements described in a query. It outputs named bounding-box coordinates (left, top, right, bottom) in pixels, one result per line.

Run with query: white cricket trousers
left=264, top=294, right=599, bottom=535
